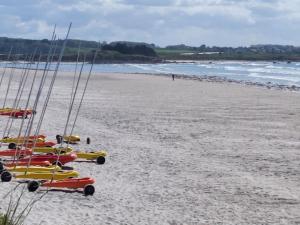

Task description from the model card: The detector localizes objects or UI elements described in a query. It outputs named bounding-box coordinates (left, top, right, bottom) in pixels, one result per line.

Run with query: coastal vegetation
left=0, top=37, right=300, bottom=62
left=0, top=190, right=35, bottom=225
left=0, top=38, right=159, bottom=63
left=156, top=44, right=300, bottom=61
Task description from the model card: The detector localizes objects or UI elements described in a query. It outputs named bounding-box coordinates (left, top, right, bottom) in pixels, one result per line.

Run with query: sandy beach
left=0, top=71, right=300, bottom=225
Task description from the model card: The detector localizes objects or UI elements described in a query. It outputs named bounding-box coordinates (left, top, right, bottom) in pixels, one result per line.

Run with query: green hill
left=0, top=37, right=160, bottom=63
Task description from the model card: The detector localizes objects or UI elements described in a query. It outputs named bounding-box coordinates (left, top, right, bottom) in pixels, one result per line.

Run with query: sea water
left=2, top=61, right=300, bottom=86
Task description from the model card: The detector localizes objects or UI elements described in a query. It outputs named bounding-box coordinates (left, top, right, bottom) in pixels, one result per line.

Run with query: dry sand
left=0, top=71, right=300, bottom=225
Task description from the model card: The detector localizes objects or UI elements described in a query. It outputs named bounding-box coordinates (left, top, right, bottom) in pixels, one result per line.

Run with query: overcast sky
left=0, top=0, right=299, bottom=47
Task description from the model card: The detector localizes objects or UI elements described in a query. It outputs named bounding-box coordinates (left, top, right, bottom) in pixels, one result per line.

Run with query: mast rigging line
left=0, top=46, right=13, bottom=91
left=10, top=26, right=58, bottom=166
left=21, top=27, right=58, bottom=149
left=60, top=54, right=87, bottom=148
left=67, top=46, right=99, bottom=148
left=21, top=36, right=59, bottom=148
left=32, top=23, right=72, bottom=145
left=12, top=53, right=43, bottom=166
left=0, top=54, right=34, bottom=145
left=5, top=50, right=38, bottom=139
left=69, top=41, right=82, bottom=109
left=51, top=40, right=98, bottom=187
left=2, top=52, right=26, bottom=109
left=24, top=23, right=72, bottom=174
left=1, top=52, right=37, bottom=141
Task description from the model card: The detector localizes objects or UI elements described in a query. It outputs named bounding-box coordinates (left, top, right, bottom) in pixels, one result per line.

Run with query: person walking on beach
left=172, top=74, right=175, bottom=81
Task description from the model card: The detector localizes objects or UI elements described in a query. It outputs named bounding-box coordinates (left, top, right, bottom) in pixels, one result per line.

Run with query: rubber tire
left=84, top=185, right=95, bottom=196
left=8, top=143, right=17, bottom=149
left=1, top=171, right=12, bottom=182
left=27, top=181, right=39, bottom=192
left=56, top=135, right=63, bottom=144
left=0, top=162, right=4, bottom=173
left=96, top=156, right=105, bottom=165
left=86, top=137, right=91, bottom=145
left=53, top=161, right=62, bottom=168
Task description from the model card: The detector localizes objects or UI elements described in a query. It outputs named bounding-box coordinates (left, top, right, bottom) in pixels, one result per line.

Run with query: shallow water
left=2, top=61, right=300, bottom=86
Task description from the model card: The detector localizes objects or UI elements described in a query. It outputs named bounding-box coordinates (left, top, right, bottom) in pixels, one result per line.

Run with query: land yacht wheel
left=27, top=181, right=40, bottom=192
left=1, top=171, right=12, bottom=182
left=8, top=143, right=17, bottom=149
left=96, top=156, right=105, bottom=165
left=84, top=185, right=95, bottom=196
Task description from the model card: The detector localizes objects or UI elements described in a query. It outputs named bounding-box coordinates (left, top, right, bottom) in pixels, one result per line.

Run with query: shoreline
left=1, top=65, right=299, bottom=92
left=1, top=59, right=300, bottom=64
left=128, top=72, right=300, bottom=92
left=1, top=59, right=298, bottom=64
left=2, top=60, right=300, bottom=92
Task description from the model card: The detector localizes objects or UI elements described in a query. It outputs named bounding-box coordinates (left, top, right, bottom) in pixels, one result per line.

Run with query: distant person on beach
left=172, top=74, right=175, bottom=81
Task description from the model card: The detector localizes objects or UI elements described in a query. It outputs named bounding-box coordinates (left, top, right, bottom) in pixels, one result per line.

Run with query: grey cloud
left=0, top=0, right=299, bottom=46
